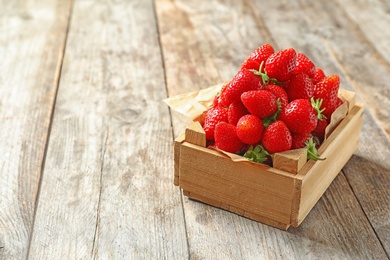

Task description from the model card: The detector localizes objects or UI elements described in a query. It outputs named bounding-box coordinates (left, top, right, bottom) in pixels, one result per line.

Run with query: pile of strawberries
left=203, top=44, right=343, bottom=163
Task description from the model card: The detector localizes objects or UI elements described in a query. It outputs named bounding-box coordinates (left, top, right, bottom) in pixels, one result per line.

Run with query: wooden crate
left=173, top=93, right=364, bottom=230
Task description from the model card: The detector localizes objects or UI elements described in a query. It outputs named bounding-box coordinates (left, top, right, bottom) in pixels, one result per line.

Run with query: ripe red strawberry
left=214, top=122, right=245, bottom=153
left=241, top=90, right=277, bottom=119
left=294, top=53, right=316, bottom=78
left=203, top=106, right=228, bottom=140
left=236, top=114, right=264, bottom=145
left=228, top=100, right=248, bottom=125
left=265, top=84, right=289, bottom=111
left=265, top=48, right=297, bottom=82
left=262, top=120, right=292, bottom=153
left=313, top=68, right=326, bottom=84
left=241, top=43, right=275, bottom=70
left=285, top=73, right=314, bottom=101
left=314, top=75, right=340, bottom=119
left=279, top=99, right=318, bottom=135
left=219, top=69, right=263, bottom=107
left=291, top=132, right=311, bottom=149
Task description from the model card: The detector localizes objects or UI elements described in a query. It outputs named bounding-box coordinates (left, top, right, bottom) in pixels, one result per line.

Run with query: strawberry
left=314, top=75, right=340, bottom=119
left=241, top=43, right=275, bottom=71
left=214, top=122, right=245, bottom=153
left=291, top=132, right=311, bottom=149
left=313, top=68, right=326, bottom=84
left=236, top=114, right=264, bottom=145
left=265, top=48, right=297, bottom=82
left=228, top=100, right=248, bottom=125
left=203, top=106, right=228, bottom=140
left=241, top=90, right=277, bottom=119
left=219, top=69, right=263, bottom=107
left=279, top=99, right=318, bottom=135
left=264, top=84, right=289, bottom=112
left=294, top=53, right=316, bottom=78
left=285, top=73, right=314, bottom=101
left=262, top=120, right=292, bottom=153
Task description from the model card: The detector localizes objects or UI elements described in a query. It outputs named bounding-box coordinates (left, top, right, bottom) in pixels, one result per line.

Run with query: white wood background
left=0, top=0, right=389, bottom=259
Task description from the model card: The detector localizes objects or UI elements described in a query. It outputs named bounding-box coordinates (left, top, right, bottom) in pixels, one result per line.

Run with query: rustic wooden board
left=250, top=0, right=390, bottom=256
left=28, top=0, right=188, bottom=259
left=343, top=110, right=390, bottom=255
left=155, top=0, right=276, bottom=137
left=157, top=0, right=388, bottom=258
left=312, top=0, right=390, bottom=137
left=0, top=1, right=71, bottom=259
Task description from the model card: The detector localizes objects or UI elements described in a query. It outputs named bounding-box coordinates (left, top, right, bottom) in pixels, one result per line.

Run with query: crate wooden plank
left=293, top=104, right=364, bottom=226
left=174, top=133, right=185, bottom=186
left=185, top=191, right=290, bottom=230
left=273, top=148, right=307, bottom=174
left=179, top=142, right=296, bottom=225
left=185, top=121, right=206, bottom=147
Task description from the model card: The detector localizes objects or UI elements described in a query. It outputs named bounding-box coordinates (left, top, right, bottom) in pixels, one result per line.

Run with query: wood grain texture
left=298, top=0, right=390, bottom=138
left=0, top=1, right=71, bottom=259
left=179, top=142, right=296, bottom=225
left=28, top=0, right=188, bottom=259
left=158, top=0, right=388, bottom=258
left=250, top=0, right=390, bottom=256
left=343, top=109, right=390, bottom=255
left=155, top=0, right=275, bottom=137
left=295, top=104, right=363, bottom=226
left=185, top=121, right=206, bottom=147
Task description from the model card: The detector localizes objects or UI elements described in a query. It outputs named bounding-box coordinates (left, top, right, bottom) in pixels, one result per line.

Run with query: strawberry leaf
left=262, top=98, right=282, bottom=128
left=311, top=97, right=327, bottom=120
left=305, top=137, right=326, bottom=161
left=251, top=62, right=283, bottom=86
left=244, top=145, right=269, bottom=164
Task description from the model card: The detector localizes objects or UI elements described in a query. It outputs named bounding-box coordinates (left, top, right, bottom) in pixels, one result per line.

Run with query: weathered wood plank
left=343, top=110, right=390, bottom=255
left=250, top=0, right=390, bottom=256
left=0, top=1, right=71, bottom=259
left=266, top=0, right=390, bottom=255
left=157, top=0, right=388, bottom=258
left=28, top=0, right=188, bottom=259
left=155, top=0, right=275, bottom=137
left=299, top=0, right=390, bottom=138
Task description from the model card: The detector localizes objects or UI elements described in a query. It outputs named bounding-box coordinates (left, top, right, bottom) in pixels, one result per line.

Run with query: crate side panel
left=179, top=143, right=296, bottom=224
left=174, top=133, right=185, bottom=186
left=295, top=104, right=364, bottom=225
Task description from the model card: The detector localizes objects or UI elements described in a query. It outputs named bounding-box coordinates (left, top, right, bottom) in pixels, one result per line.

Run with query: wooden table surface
left=1, top=0, right=389, bottom=259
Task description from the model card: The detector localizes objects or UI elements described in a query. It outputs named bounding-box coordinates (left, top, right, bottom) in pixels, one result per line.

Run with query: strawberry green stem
left=311, top=97, right=327, bottom=120
left=307, top=149, right=326, bottom=161
left=244, top=145, right=269, bottom=164
left=251, top=62, right=283, bottom=86
left=305, top=137, right=326, bottom=161
left=262, top=98, right=282, bottom=128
